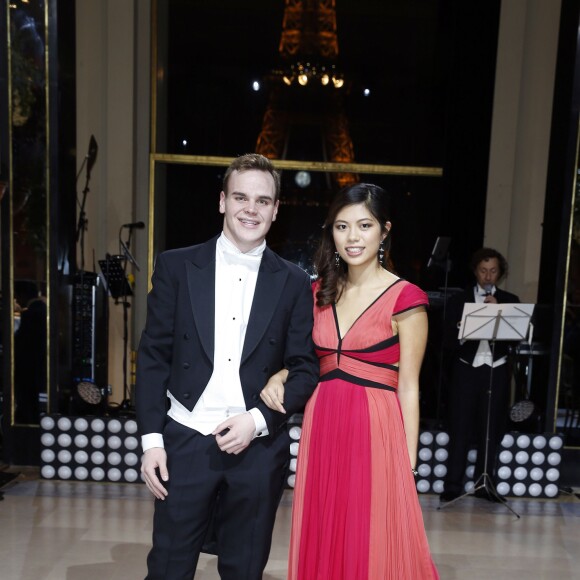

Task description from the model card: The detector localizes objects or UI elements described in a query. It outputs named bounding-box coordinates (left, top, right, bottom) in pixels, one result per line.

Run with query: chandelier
left=279, top=61, right=345, bottom=89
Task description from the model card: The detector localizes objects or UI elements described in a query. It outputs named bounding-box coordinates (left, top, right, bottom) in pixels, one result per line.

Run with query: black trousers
left=146, top=418, right=289, bottom=580
left=443, top=359, right=509, bottom=495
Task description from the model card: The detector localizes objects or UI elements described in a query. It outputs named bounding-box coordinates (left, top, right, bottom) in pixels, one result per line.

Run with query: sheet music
left=458, top=303, right=535, bottom=341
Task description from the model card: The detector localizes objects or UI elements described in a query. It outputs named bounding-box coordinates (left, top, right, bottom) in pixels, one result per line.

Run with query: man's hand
left=213, top=412, right=256, bottom=455
left=484, top=295, right=498, bottom=304
left=141, top=447, right=169, bottom=500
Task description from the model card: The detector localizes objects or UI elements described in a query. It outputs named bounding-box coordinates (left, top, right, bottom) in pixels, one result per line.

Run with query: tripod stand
left=438, top=302, right=534, bottom=518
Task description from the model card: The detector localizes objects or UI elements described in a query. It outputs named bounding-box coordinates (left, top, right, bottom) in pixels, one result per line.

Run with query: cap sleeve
left=393, top=282, right=429, bottom=315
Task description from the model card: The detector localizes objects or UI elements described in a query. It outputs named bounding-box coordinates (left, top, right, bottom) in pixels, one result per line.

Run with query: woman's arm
left=260, top=368, right=289, bottom=413
left=394, top=307, right=428, bottom=470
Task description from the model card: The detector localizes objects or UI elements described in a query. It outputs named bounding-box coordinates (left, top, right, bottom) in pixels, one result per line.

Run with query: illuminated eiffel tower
left=256, top=0, right=357, bottom=188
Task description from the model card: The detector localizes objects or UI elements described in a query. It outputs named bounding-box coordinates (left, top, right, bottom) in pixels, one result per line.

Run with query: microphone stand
left=117, top=226, right=140, bottom=413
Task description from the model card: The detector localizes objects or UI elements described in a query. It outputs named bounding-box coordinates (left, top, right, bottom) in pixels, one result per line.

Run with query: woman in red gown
left=261, top=183, right=439, bottom=579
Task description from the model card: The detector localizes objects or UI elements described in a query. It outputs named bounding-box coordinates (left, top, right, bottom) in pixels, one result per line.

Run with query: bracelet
left=411, top=467, right=418, bottom=477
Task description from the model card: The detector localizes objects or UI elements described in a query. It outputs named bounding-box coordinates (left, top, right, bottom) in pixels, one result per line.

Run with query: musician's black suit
left=442, top=286, right=520, bottom=496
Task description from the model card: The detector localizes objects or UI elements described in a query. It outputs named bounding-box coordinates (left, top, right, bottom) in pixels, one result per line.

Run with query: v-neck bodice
left=311, top=279, right=428, bottom=391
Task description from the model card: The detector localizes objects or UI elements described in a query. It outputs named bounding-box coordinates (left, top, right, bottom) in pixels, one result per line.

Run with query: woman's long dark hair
left=314, top=183, right=393, bottom=307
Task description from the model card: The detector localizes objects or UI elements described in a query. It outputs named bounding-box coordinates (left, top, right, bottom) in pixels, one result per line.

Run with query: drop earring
left=378, top=240, right=385, bottom=265
left=335, top=251, right=340, bottom=268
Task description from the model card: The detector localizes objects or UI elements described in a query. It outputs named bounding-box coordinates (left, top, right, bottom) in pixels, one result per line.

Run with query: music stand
left=98, top=255, right=133, bottom=300
left=438, top=302, right=534, bottom=518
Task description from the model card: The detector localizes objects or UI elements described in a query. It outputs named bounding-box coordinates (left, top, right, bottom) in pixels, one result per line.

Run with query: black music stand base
left=437, top=471, right=521, bottom=518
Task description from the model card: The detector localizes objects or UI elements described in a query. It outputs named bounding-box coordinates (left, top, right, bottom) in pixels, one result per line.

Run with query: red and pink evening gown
left=288, top=279, right=439, bottom=579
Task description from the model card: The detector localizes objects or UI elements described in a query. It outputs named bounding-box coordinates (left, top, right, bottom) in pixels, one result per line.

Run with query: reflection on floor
left=0, top=468, right=579, bottom=580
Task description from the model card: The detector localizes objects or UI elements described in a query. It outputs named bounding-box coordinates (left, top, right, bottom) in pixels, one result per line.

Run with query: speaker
left=71, top=271, right=108, bottom=412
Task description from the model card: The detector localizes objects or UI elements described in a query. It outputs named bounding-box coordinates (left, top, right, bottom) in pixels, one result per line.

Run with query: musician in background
left=440, top=248, right=520, bottom=502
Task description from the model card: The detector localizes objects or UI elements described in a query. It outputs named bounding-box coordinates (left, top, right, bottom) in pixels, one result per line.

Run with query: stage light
left=433, top=464, right=447, bottom=478
left=57, top=433, right=72, bottom=447
left=298, top=73, right=308, bottom=86
left=418, top=447, right=432, bottom=461
left=531, top=451, right=545, bottom=465
left=436, top=432, right=449, bottom=446
left=91, top=451, right=105, bottom=464
left=465, top=465, right=475, bottom=479
left=108, top=435, right=122, bottom=449
left=124, top=420, right=138, bottom=434
left=290, top=442, right=299, bottom=456
left=515, top=450, right=529, bottom=464
left=41, top=465, right=55, bottom=479
left=41, top=449, right=55, bottom=462
left=332, top=76, right=344, bottom=88
left=432, top=480, right=444, bottom=494
left=58, top=450, right=72, bottom=463
left=41, top=433, right=55, bottom=446
left=496, top=482, right=510, bottom=496
left=434, top=448, right=448, bottom=462
left=75, top=450, right=89, bottom=464
left=124, top=469, right=139, bottom=482
left=91, top=467, right=105, bottom=481
left=530, top=467, right=543, bottom=480
left=77, top=380, right=103, bottom=406
left=40, top=416, right=55, bottom=430
left=544, top=484, right=558, bottom=497
left=529, top=483, right=542, bottom=496
left=467, top=449, right=478, bottom=463
left=549, top=436, right=563, bottom=450
left=290, top=458, right=297, bottom=472
left=501, top=433, right=515, bottom=447
left=289, top=426, right=301, bottom=440
left=320, top=73, right=330, bottom=85
left=252, top=81, right=260, bottom=91
left=58, top=417, right=72, bottom=431
left=516, top=434, right=531, bottom=448
left=533, top=435, right=547, bottom=449
left=74, top=418, right=89, bottom=431
left=124, top=452, right=139, bottom=467
left=416, top=480, right=430, bottom=493
left=287, top=473, right=296, bottom=488
left=108, top=419, right=122, bottom=433
left=108, top=468, right=122, bottom=482
left=75, top=467, right=89, bottom=480
left=363, top=88, right=370, bottom=96
left=282, top=75, right=292, bottom=86
left=124, top=436, right=139, bottom=450
left=91, top=435, right=105, bottom=448
left=497, top=466, right=511, bottom=479
left=514, top=467, right=528, bottom=480
left=91, top=418, right=105, bottom=432
left=74, top=434, right=88, bottom=447
left=108, top=452, right=122, bottom=466
left=420, top=431, right=434, bottom=445
left=58, top=466, right=72, bottom=480
left=547, top=452, right=561, bottom=466
left=418, top=464, right=431, bottom=477
left=499, top=450, right=513, bottom=463
left=546, top=468, right=559, bottom=482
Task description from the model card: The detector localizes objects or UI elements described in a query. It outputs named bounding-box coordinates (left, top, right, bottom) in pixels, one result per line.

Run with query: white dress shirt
left=471, top=284, right=507, bottom=368
left=141, top=233, right=268, bottom=452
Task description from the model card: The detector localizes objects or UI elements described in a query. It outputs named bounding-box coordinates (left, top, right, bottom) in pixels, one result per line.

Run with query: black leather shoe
left=439, top=490, right=460, bottom=502
left=474, top=488, right=506, bottom=503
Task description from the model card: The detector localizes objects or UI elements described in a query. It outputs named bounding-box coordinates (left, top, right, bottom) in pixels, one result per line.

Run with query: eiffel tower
left=256, top=0, right=357, bottom=188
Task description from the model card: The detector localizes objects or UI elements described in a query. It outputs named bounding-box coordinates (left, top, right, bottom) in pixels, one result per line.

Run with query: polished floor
left=0, top=467, right=579, bottom=580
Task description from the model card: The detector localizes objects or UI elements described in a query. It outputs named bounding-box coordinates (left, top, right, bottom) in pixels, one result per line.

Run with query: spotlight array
left=414, top=430, right=563, bottom=498
left=41, top=413, right=563, bottom=498
left=40, top=415, right=142, bottom=483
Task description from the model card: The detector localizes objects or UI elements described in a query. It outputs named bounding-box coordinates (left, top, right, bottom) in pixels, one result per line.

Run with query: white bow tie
left=222, top=249, right=262, bottom=270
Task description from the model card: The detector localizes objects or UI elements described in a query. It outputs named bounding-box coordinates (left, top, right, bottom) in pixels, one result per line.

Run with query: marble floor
left=0, top=468, right=579, bottom=580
